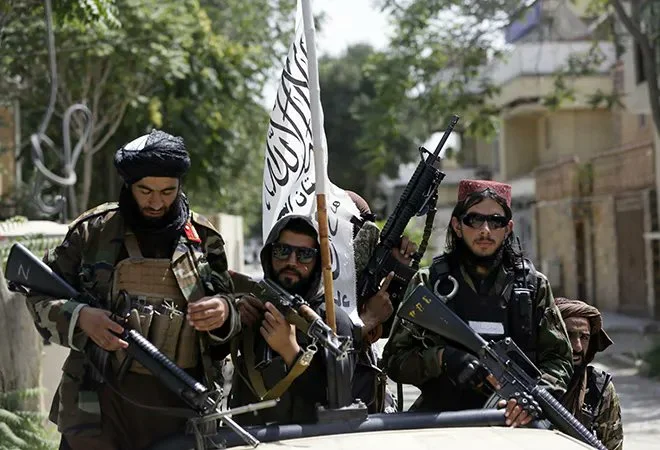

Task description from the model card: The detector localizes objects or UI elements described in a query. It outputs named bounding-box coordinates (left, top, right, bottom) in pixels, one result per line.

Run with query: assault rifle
left=357, top=114, right=458, bottom=337
left=4, top=242, right=275, bottom=449
left=255, top=278, right=352, bottom=359
left=397, top=283, right=607, bottom=450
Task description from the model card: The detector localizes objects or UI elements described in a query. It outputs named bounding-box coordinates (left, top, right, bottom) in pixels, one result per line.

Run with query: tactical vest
left=70, top=204, right=215, bottom=377
left=111, top=232, right=199, bottom=374
left=429, top=255, right=540, bottom=363
left=581, top=366, right=612, bottom=432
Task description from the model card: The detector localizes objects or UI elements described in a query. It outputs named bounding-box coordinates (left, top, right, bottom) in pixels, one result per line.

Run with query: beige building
left=618, top=2, right=660, bottom=318
left=462, top=0, right=660, bottom=318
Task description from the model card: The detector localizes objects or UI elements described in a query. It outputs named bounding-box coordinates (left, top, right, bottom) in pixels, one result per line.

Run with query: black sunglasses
left=272, top=243, right=318, bottom=264
left=461, top=213, right=509, bottom=230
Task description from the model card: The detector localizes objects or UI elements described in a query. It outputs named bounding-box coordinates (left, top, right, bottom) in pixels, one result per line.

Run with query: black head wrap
left=114, top=129, right=190, bottom=184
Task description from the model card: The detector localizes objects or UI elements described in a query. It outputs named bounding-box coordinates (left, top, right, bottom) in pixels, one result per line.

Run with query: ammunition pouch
left=111, top=234, right=199, bottom=375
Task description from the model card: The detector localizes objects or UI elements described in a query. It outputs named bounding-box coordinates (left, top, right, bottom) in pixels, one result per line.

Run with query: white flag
left=262, top=0, right=362, bottom=323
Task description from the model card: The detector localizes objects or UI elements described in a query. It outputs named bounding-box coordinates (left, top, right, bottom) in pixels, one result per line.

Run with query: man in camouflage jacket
left=556, top=297, right=623, bottom=450
left=383, top=179, right=573, bottom=427
left=25, top=130, right=241, bottom=450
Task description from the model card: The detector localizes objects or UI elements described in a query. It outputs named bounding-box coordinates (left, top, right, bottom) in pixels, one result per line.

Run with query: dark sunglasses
left=272, top=243, right=318, bottom=263
left=461, top=213, right=509, bottom=230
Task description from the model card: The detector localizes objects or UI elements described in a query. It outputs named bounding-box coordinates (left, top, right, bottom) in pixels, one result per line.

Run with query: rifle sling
left=236, top=324, right=314, bottom=401
left=413, top=192, right=439, bottom=270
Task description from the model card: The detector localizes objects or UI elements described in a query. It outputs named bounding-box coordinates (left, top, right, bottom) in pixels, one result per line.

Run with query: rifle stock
left=397, top=284, right=607, bottom=450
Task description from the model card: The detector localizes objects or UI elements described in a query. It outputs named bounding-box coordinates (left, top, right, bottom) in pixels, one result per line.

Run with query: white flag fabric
left=262, top=0, right=362, bottom=323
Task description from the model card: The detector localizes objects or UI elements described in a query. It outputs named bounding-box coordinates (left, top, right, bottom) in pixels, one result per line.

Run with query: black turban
left=114, top=129, right=191, bottom=184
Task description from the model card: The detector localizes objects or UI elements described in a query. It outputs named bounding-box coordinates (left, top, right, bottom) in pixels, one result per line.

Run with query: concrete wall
left=536, top=199, right=578, bottom=298
left=208, top=213, right=245, bottom=273
left=500, top=115, right=539, bottom=180
left=537, top=109, right=615, bottom=166
left=590, top=196, right=619, bottom=311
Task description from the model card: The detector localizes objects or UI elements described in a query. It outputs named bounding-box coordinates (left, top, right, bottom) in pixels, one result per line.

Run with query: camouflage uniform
left=353, top=220, right=380, bottom=275
left=352, top=219, right=398, bottom=412
left=383, top=261, right=573, bottom=411
left=556, top=297, right=623, bottom=450
left=593, top=378, right=623, bottom=450
left=25, top=202, right=240, bottom=445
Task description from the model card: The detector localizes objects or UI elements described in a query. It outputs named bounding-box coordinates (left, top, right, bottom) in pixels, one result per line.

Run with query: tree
left=319, top=44, right=422, bottom=208
left=2, top=0, right=295, bottom=229
left=377, top=0, right=658, bottom=139
left=0, top=0, right=118, bottom=427
left=610, top=0, right=660, bottom=137
left=375, top=0, right=525, bottom=140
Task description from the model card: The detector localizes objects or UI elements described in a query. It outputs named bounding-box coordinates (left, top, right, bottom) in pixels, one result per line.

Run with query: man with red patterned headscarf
left=384, top=179, right=573, bottom=426
left=556, top=297, right=623, bottom=450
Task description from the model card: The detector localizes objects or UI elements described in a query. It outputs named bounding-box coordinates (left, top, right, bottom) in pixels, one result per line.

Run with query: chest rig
left=111, top=232, right=200, bottom=375
left=429, top=255, right=539, bottom=362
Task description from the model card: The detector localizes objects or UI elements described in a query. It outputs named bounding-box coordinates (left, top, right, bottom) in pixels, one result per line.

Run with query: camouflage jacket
left=568, top=367, right=623, bottom=450
left=25, top=202, right=241, bottom=436
left=382, top=260, right=573, bottom=410
left=594, top=379, right=624, bottom=450
left=353, top=220, right=380, bottom=276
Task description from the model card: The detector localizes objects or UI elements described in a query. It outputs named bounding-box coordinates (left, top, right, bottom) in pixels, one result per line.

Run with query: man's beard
left=276, top=266, right=311, bottom=296
left=573, top=351, right=587, bottom=369
left=456, top=235, right=504, bottom=268
left=119, top=184, right=189, bottom=235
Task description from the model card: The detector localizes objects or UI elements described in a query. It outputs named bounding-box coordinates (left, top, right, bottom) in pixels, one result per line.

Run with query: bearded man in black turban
left=33, top=129, right=241, bottom=450
left=113, top=129, right=193, bottom=255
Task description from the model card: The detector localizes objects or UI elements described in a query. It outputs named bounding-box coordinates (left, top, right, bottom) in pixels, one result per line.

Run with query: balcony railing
left=485, top=41, right=617, bottom=87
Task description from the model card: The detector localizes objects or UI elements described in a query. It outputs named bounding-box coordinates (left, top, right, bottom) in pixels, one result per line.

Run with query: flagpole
left=301, top=0, right=336, bottom=332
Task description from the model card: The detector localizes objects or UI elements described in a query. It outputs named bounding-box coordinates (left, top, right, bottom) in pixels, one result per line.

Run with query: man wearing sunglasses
left=229, top=215, right=358, bottom=425
left=383, top=179, right=573, bottom=427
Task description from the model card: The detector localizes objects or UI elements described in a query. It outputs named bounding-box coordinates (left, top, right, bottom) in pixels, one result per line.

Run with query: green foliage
left=0, top=389, right=58, bottom=450
left=374, top=218, right=435, bottom=268
left=542, top=40, right=622, bottom=110
left=320, top=44, right=420, bottom=209
left=2, top=0, right=295, bottom=230
left=375, top=0, right=522, bottom=140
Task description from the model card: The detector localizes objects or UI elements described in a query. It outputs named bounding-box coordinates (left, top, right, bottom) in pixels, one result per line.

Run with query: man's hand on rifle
left=360, top=271, right=395, bottom=337
left=78, top=306, right=128, bottom=351
left=391, top=235, right=417, bottom=266
left=496, top=398, right=535, bottom=428
left=260, top=302, right=300, bottom=366
left=237, top=294, right=266, bottom=327
left=187, top=295, right=231, bottom=331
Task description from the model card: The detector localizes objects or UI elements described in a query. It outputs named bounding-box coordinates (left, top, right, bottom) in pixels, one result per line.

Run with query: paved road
left=592, top=359, right=660, bottom=450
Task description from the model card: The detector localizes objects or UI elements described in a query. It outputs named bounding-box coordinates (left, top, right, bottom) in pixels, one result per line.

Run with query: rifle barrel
left=432, top=115, right=460, bottom=157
